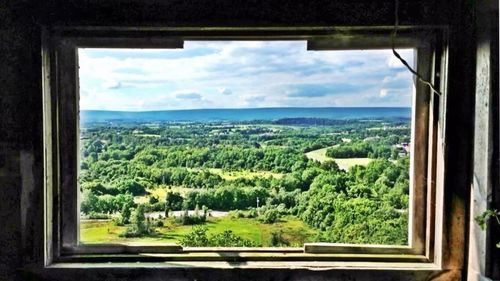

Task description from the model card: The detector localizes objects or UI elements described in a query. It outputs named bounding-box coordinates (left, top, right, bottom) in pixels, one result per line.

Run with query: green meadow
left=81, top=215, right=317, bottom=247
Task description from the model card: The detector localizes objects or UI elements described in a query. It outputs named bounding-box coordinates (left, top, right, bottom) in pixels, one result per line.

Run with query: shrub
left=149, top=196, right=159, bottom=204
left=176, top=210, right=207, bottom=225
left=260, top=209, right=280, bottom=224
left=180, top=226, right=209, bottom=247
left=210, top=230, right=256, bottom=247
left=246, top=208, right=258, bottom=218
left=87, top=212, right=110, bottom=219
left=229, top=210, right=245, bottom=218
left=180, top=226, right=257, bottom=247
left=119, top=205, right=155, bottom=237
left=112, top=217, right=124, bottom=226
left=270, top=230, right=289, bottom=247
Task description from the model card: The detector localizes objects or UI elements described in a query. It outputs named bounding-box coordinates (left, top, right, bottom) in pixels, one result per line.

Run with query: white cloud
left=78, top=43, right=414, bottom=110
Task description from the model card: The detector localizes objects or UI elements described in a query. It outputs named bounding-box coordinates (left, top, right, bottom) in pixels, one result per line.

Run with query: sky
left=78, top=41, right=415, bottom=111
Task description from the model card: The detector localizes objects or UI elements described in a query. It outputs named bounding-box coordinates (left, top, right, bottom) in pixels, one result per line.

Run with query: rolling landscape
left=79, top=107, right=412, bottom=247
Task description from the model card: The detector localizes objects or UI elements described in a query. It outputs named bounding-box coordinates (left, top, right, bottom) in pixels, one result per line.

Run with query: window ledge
left=44, top=261, right=441, bottom=270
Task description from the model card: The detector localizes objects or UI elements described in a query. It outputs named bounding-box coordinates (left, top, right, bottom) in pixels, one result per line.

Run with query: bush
left=86, top=212, right=110, bottom=219
left=180, top=226, right=257, bottom=247
left=270, top=230, right=289, bottom=247
left=276, top=203, right=288, bottom=215
left=180, top=226, right=209, bottom=247
left=119, top=205, right=155, bottom=237
left=246, top=208, right=258, bottom=218
left=229, top=210, right=245, bottom=218
left=144, top=201, right=165, bottom=212
left=175, top=210, right=207, bottom=225
left=260, top=209, right=280, bottom=224
left=112, top=217, right=124, bottom=226
left=81, top=182, right=119, bottom=195
left=149, top=196, right=159, bottom=204
left=210, top=230, right=256, bottom=247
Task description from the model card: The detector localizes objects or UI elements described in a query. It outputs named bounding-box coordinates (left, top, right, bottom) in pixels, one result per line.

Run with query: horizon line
left=81, top=106, right=412, bottom=113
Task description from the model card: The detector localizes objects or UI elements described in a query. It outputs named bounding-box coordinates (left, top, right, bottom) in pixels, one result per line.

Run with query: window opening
left=77, top=41, right=416, bottom=248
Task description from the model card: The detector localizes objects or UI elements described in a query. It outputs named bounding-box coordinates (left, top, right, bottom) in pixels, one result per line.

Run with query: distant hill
left=80, top=107, right=411, bottom=124
left=274, top=118, right=356, bottom=125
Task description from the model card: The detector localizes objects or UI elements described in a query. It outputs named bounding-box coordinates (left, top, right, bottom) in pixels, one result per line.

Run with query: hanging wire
left=391, top=0, right=443, bottom=96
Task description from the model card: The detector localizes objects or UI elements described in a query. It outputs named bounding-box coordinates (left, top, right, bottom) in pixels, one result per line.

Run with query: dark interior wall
left=0, top=2, right=43, bottom=281
left=37, top=0, right=441, bottom=27
left=0, top=1, right=496, bottom=280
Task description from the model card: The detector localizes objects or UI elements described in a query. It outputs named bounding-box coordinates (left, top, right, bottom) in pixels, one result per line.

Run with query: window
left=44, top=27, right=446, bottom=267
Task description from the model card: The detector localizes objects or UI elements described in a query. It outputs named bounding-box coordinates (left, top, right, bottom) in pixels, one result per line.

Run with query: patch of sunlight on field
left=305, top=146, right=373, bottom=170
left=185, top=167, right=283, bottom=180
left=207, top=168, right=284, bottom=180
left=140, top=186, right=194, bottom=202
left=305, top=146, right=334, bottom=163
left=80, top=216, right=317, bottom=246
left=133, top=134, right=161, bottom=138
left=334, top=158, right=373, bottom=170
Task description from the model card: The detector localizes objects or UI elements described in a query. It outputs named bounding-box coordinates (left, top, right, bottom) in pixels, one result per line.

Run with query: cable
left=391, top=0, right=443, bottom=96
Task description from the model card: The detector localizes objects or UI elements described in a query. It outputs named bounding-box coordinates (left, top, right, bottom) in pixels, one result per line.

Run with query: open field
left=80, top=216, right=318, bottom=247
left=135, top=186, right=194, bottom=204
left=305, top=146, right=336, bottom=163
left=334, top=158, right=373, bottom=170
left=305, top=146, right=372, bottom=170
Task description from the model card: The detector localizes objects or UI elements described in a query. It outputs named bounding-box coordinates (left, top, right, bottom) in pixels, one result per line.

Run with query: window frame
left=43, top=26, right=447, bottom=267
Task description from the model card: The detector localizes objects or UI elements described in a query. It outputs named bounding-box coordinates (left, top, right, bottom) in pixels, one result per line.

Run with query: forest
left=79, top=117, right=412, bottom=247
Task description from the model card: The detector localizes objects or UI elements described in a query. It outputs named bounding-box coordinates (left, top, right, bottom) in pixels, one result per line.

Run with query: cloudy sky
left=78, top=41, right=414, bottom=111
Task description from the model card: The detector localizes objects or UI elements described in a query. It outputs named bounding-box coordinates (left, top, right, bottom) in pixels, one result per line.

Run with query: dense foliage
left=80, top=118, right=411, bottom=246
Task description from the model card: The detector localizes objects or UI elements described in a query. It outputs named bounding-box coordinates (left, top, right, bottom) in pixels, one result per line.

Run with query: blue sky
left=78, top=41, right=414, bottom=111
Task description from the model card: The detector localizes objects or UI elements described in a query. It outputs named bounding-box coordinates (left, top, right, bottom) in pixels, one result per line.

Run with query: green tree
left=260, top=209, right=280, bottom=224
left=117, top=179, right=146, bottom=196
left=120, top=202, right=132, bottom=224
left=165, top=191, right=184, bottom=211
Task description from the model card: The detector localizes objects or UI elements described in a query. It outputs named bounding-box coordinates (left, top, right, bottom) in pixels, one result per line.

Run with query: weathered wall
left=488, top=2, right=500, bottom=277
left=0, top=2, right=44, bottom=281
left=467, top=1, right=500, bottom=280
left=0, top=0, right=496, bottom=280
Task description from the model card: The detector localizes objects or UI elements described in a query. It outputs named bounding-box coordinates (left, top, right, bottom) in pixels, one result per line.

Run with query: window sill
left=43, top=260, right=441, bottom=270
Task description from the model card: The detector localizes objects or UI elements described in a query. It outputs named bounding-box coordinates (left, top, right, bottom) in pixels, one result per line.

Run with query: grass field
left=305, top=146, right=335, bottom=163
left=80, top=216, right=317, bottom=247
left=135, top=186, right=194, bottom=204
left=305, top=146, right=373, bottom=170
left=334, top=158, right=373, bottom=170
